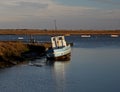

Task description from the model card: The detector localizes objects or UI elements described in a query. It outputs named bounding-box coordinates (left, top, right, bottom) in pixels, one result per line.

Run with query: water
left=0, top=35, right=120, bottom=92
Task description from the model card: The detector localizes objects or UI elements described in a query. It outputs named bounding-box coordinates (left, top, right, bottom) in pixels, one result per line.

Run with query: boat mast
left=54, top=20, right=57, bottom=31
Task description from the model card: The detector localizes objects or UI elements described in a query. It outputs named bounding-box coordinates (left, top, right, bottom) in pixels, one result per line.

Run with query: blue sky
left=0, top=0, right=120, bottom=30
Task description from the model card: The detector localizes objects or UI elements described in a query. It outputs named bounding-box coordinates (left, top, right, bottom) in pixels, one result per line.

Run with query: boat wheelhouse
left=46, top=36, right=71, bottom=60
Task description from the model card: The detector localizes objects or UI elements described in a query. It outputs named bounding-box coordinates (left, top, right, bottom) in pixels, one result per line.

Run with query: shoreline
left=0, top=41, right=50, bottom=68
left=0, top=29, right=120, bottom=35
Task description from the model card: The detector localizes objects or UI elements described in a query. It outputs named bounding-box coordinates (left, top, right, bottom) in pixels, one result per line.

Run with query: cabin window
left=59, top=37, right=62, bottom=40
left=53, top=38, right=55, bottom=41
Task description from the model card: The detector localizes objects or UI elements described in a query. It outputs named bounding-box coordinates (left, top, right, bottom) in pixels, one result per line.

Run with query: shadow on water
left=28, top=56, right=71, bottom=67
left=28, top=57, right=71, bottom=92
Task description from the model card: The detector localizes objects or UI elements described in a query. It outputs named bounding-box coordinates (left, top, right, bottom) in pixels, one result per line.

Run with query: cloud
left=0, top=0, right=120, bottom=29
left=89, top=0, right=120, bottom=6
left=36, top=4, right=95, bottom=18
left=0, top=0, right=50, bottom=21
left=0, top=0, right=50, bottom=11
left=15, top=1, right=48, bottom=9
left=0, top=0, right=95, bottom=22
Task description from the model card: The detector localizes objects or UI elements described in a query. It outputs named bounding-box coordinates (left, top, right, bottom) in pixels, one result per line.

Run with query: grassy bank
left=0, top=41, right=28, bottom=68
left=0, top=41, right=46, bottom=68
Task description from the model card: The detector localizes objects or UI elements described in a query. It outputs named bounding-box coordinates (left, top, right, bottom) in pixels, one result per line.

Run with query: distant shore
left=0, top=29, right=120, bottom=35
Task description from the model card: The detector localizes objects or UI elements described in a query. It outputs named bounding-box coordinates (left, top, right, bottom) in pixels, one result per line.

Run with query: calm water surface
left=0, top=35, right=120, bottom=92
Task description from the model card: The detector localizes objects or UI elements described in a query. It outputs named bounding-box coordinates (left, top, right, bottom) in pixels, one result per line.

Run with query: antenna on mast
left=54, top=20, right=57, bottom=31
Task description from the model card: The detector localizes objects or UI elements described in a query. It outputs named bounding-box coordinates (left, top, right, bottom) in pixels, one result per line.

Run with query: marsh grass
left=0, top=41, right=28, bottom=62
left=0, top=41, right=47, bottom=68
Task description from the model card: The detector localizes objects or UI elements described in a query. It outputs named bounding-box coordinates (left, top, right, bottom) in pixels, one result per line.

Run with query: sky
left=0, top=0, right=120, bottom=30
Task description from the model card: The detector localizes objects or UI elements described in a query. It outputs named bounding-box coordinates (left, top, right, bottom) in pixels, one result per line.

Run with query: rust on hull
left=47, top=53, right=71, bottom=61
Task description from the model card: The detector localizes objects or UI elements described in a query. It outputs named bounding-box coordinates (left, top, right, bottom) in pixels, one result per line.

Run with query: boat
left=81, top=35, right=91, bottom=38
left=111, top=35, right=119, bottom=37
left=46, top=36, right=71, bottom=61
left=18, top=37, right=24, bottom=40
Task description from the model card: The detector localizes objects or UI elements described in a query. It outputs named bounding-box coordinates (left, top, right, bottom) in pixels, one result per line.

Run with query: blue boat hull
left=46, top=45, right=71, bottom=61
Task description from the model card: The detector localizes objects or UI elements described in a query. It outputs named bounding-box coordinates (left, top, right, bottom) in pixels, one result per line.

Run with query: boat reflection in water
left=46, top=36, right=71, bottom=61
left=52, top=60, right=70, bottom=92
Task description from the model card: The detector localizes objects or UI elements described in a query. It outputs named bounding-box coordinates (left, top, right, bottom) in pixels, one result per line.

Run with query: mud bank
left=0, top=41, right=47, bottom=68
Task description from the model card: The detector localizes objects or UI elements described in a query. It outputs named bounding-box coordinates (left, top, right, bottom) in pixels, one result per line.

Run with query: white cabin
left=51, top=36, right=67, bottom=48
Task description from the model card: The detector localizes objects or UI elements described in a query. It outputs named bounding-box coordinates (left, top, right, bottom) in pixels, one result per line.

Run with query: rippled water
left=0, top=35, right=120, bottom=92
